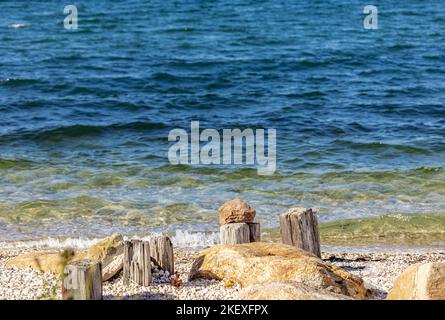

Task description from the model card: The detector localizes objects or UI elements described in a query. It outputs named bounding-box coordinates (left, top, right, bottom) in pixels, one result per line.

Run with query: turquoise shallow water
left=0, top=1, right=444, bottom=240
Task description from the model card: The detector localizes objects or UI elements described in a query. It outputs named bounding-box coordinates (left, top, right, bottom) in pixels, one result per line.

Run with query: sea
left=1, top=0, right=444, bottom=243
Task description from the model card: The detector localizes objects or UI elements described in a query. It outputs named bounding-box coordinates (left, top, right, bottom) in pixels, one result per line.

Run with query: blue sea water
left=0, top=0, right=444, bottom=240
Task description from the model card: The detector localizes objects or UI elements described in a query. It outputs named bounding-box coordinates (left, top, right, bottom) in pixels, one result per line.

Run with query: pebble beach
left=1, top=244, right=444, bottom=300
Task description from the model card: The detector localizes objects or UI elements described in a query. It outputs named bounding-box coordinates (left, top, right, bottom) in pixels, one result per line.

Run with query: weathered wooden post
left=149, top=235, right=174, bottom=275
left=280, top=208, right=321, bottom=257
left=123, top=240, right=152, bottom=286
left=62, top=260, right=102, bottom=300
left=220, top=223, right=251, bottom=244
left=248, top=222, right=261, bottom=242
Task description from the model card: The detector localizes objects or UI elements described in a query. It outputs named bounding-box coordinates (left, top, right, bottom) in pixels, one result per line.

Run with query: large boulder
left=387, top=262, right=445, bottom=300
left=219, top=199, right=256, bottom=225
left=189, top=242, right=368, bottom=299
left=238, top=281, right=352, bottom=300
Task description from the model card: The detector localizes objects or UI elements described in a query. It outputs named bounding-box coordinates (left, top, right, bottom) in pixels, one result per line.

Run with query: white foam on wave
left=0, top=230, right=219, bottom=251
left=126, top=230, right=219, bottom=249
left=7, top=23, right=30, bottom=29
left=171, top=230, right=219, bottom=248
left=0, top=237, right=101, bottom=250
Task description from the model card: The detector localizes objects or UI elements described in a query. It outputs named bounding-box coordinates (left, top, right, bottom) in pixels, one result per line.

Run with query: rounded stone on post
left=219, top=198, right=256, bottom=225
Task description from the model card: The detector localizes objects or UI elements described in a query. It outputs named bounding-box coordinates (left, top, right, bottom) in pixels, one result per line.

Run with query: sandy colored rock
left=219, top=199, right=256, bottom=225
left=189, top=242, right=367, bottom=299
left=238, top=281, right=352, bottom=300
left=5, top=250, right=75, bottom=275
left=387, top=262, right=445, bottom=300
left=5, top=234, right=123, bottom=281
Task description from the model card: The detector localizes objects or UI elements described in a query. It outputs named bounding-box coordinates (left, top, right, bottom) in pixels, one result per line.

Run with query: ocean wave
left=0, top=237, right=100, bottom=250
left=331, top=140, right=433, bottom=155
left=0, top=158, right=35, bottom=170
left=0, top=121, right=168, bottom=141
left=153, top=164, right=281, bottom=181
left=388, top=43, right=417, bottom=51
left=0, top=78, right=40, bottom=87
left=315, top=167, right=445, bottom=181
